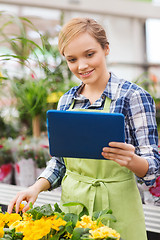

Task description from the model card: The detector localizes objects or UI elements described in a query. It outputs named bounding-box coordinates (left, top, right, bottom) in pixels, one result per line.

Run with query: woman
left=8, top=18, right=160, bottom=240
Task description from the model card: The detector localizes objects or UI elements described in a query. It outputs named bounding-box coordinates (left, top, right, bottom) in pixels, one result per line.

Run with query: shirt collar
left=74, top=72, right=121, bottom=101
left=103, top=72, right=121, bottom=100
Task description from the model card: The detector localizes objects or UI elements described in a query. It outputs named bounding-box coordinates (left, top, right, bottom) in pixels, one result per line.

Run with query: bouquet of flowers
left=0, top=202, right=123, bottom=240
left=12, top=136, right=50, bottom=186
left=12, top=136, right=50, bottom=167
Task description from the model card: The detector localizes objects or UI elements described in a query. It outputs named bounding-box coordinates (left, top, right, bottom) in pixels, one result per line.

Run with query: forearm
left=32, top=177, right=51, bottom=193
left=127, top=154, right=149, bottom=178
left=38, top=157, right=66, bottom=190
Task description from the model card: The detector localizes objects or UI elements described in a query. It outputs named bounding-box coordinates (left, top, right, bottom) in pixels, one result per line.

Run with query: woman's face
left=63, top=32, right=109, bottom=86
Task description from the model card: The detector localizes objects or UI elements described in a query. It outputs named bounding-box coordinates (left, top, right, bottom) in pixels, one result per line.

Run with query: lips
left=79, top=69, right=94, bottom=78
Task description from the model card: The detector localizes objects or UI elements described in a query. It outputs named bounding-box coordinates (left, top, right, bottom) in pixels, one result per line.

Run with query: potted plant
left=0, top=11, right=75, bottom=138
left=12, top=136, right=50, bottom=187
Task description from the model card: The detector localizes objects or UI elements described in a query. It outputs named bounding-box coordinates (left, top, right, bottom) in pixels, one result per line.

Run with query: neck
left=81, top=72, right=110, bottom=104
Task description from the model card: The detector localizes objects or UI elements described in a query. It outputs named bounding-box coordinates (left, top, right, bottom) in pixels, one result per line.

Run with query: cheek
left=67, top=63, right=76, bottom=73
left=91, top=58, right=101, bottom=68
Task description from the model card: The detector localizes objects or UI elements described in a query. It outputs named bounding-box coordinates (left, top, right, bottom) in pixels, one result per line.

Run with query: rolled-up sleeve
left=38, top=157, right=66, bottom=190
left=128, top=90, right=160, bottom=185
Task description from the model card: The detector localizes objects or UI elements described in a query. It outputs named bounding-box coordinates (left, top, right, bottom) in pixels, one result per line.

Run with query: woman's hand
left=7, top=185, right=39, bottom=214
left=7, top=177, right=51, bottom=214
left=102, top=142, right=135, bottom=167
left=102, top=142, right=149, bottom=177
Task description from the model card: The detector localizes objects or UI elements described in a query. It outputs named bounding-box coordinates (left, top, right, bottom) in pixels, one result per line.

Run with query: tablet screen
left=47, top=110, right=125, bottom=160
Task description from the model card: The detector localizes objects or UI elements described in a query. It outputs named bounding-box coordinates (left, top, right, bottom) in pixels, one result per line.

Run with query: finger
left=102, top=152, right=129, bottom=166
left=109, top=142, right=134, bottom=151
left=22, top=196, right=37, bottom=212
left=7, top=195, right=19, bottom=213
left=15, top=197, right=24, bottom=213
left=15, top=192, right=28, bottom=213
left=103, top=147, right=129, bottom=156
left=102, top=152, right=131, bottom=162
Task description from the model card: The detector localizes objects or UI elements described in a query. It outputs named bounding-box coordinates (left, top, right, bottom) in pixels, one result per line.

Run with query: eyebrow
left=65, top=48, right=96, bottom=58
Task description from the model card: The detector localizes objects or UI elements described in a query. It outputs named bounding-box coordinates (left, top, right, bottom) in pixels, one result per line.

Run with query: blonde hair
left=58, top=17, right=109, bottom=56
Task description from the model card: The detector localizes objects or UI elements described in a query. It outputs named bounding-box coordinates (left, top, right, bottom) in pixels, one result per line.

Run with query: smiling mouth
left=79, top=69, right=94, bottom=77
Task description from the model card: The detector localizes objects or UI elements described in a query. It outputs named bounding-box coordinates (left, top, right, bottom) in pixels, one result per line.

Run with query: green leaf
left=92, top=208, right=112, bottom=220
left=97, top=214, right=117, bottom=226
left=62, top=201, right=89, bottom=220
left=54, top=202, right=62, bottom=213
left=71, top=228, right=90, bottom=240
left=105, top=237, right=118, bottom=240
left=63, top=213, right=78, bottom=228
left=29, top=202, right=33, bottom=209
left=26, top=204, right=54, bottom=220
left=49, top=225, right=66, bottom=240
left=65, top=221, right=74, bottom=234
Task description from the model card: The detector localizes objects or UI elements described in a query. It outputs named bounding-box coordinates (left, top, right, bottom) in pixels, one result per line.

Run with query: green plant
left=1, top=202, right=124, bottom=240
left=0, top=11, right=76, bottom=138
left=0, top=138, right=13, bottom=165
left=0, top=115, right=19, bottom=139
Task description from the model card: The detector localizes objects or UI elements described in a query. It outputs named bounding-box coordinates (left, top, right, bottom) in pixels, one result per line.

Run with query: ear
left=104, top=44, right=110, bottom=56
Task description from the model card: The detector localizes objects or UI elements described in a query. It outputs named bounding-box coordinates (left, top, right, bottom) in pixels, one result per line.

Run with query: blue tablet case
left=47, top=110, right=125, bottom=160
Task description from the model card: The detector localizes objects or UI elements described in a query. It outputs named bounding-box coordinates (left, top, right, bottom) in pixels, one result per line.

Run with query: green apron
left=60, top=97, right=147, bottom=240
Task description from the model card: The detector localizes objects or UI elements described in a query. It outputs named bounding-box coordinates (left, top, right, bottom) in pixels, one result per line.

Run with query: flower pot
left=0, top=163, right=13, bottom=184
left=14, top=158, right=36, bottom=187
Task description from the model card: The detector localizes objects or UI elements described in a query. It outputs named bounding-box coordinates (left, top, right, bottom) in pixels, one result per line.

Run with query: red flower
left=40, top=144, right=49, bottom=149
left=149, top=176, right=160, bottom=197
left=0, top=144, right=3, bottom=148
left=0, top=163, right=12, bottom=181
left=31, top=73, right=35, bottom=79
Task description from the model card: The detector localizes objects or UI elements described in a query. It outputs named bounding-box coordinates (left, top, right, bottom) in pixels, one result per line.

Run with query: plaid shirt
left=39, top=72, right=160, bottom=188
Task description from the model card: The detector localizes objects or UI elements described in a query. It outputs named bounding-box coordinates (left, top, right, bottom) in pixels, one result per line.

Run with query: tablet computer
left=47, top=110, right=125, bottom=160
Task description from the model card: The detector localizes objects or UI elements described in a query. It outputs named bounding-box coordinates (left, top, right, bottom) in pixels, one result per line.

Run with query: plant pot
left=14, top=158, right=36, bottom=187
left=0, top=163, right=13, bottom=184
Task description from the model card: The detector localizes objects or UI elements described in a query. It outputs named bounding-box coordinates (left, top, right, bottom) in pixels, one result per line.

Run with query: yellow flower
left=22, top=212, right=32, bottom=221
left=63, top=231, right=72, bottom=239
left=47, top=91, right=63, bottom=103
left=0, top=227, right=4, bottom=238
left=9, top=220, right=29, bottom=232
left=1, top=212, right=22, bottom=226
left=0, top=214, right=5, bottom=228
left=13, top=203, right=26, bottom=213
left=89, top=226, right=120, bottom=239
left=23, top=218, right=51, bottom=240
left=46, top=215, right=66, bottom=231
left=76, top=215, right=102, bottom=230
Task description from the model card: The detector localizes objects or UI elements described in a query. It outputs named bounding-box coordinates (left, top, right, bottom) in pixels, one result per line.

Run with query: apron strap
left=103, top=97, right=111, bottom=112
left=65, top=169, right=133, bottom=216
left=66, top=169, right=133, bottom=184
left=69, top=96, right=111, bottom=112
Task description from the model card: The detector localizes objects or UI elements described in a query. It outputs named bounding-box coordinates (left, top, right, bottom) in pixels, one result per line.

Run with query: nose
left=78, top=59, right=88, bottom=71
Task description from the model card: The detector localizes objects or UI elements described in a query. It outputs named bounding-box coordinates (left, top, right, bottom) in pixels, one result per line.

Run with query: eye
left=87, top=52, right=94, bottom=57
left=67, top=58, right=76, bottom=63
